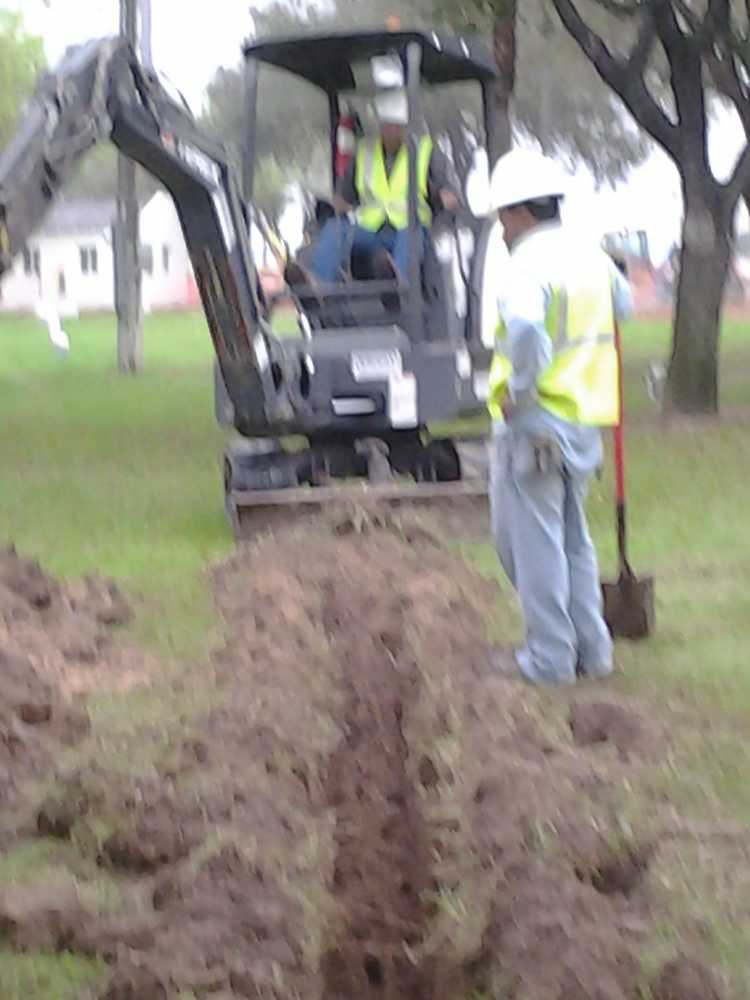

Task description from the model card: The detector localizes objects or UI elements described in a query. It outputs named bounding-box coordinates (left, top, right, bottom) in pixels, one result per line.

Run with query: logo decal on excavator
left=176, top=142, right=221, bottom=189
left=162, top=131, right=220, bottom=190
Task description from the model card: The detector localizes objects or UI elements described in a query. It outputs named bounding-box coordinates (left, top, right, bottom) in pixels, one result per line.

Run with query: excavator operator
left=285, top=88, right=460, bottom=291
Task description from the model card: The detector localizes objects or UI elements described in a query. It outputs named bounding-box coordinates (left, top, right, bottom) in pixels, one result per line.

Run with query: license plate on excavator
left=350, top=349, right=402, bottom=382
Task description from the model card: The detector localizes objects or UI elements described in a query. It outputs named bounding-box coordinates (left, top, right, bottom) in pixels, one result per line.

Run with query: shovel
left=601, top=318, right=655, bottom=639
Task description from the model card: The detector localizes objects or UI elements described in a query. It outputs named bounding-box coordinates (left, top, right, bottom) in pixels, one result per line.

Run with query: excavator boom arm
left=0, top=37, right=294, bottom=433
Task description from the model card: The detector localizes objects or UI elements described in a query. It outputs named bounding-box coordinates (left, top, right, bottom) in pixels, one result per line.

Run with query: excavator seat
left=292, top=197, right=445, bottom=294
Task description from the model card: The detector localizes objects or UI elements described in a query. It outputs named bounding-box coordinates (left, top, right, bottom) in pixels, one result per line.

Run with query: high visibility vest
left=355, top=136, right=433, bottom=231
left=488, top=252, right=619, bottom=427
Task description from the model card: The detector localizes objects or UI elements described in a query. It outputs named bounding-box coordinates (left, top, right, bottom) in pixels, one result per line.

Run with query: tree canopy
left=550, top=0, right=750, bottom=413
left=432, top=0, right=648, bottom=179
left=0, top=10, right=45, bottom=150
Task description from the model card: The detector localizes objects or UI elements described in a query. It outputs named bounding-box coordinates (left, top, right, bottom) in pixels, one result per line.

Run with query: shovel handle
left=614, top=317, right=626, bottom=506
left=613, top=316, right=634, bottom=578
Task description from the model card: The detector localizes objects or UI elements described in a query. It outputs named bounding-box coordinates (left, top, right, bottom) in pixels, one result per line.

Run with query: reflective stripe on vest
left=355, top=136, right=433, bottom=231
left=488, top=254, right=619, bottom=427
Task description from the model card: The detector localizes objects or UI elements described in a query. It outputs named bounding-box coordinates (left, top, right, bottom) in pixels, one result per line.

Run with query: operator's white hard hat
left=375, top=89, right=409, bottom=125
left=371, top=54, right=404, bottom=89
left=488, top=148, right=567, bottom=213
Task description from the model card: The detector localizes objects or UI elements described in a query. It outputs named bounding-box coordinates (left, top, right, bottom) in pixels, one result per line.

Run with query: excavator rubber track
left=225, top=439, right=489, bottom=541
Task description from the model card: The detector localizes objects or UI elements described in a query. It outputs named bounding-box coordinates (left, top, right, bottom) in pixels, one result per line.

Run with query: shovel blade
left=601, top=573, right=655, bottom=640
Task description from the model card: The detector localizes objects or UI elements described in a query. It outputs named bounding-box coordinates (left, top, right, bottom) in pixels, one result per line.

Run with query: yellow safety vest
left=488, top=253, right=619, bottom=427
left=355, top=136, right=433, bottom=231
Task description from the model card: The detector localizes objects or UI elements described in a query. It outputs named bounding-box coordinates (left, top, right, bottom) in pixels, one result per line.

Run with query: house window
left=80, top=246, right=98, bottom=275
left=162, top=244, right=170, bottom=274
left=141, top=244, right=154, bottom=275
left=23, top=247, right=41, bottom=276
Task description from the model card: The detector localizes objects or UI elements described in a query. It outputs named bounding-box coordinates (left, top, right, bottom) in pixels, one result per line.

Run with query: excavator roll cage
left=243, top=30, right=499, bottom=341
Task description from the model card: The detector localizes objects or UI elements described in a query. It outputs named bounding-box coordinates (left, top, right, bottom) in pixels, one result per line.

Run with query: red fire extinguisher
left=335, top=105, right=361, bottom=179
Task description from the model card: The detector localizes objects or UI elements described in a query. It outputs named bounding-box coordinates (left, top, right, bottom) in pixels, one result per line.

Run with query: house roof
left=40, top=198, right=117, bottom=237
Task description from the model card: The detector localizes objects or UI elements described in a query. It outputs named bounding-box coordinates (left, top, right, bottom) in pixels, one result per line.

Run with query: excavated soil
left=0, top=518, right=731, bottom=999
left=0, top=545, right=140, bottom=834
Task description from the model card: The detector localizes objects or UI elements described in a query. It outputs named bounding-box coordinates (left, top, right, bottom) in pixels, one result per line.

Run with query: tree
left=551, top=0, right=750, bottom=415
left=430, top=0, right=648, bottom=181
left=429, top=0, right=516, bottom=158
left=61, top=142, right=160, bottom=202
left=0, top=11, right=45, bottom=149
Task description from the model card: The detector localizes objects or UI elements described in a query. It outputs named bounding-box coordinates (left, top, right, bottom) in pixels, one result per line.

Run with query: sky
left=7, top=0, right=750, bottom=264
left=10, top=0, right=252, bottom=111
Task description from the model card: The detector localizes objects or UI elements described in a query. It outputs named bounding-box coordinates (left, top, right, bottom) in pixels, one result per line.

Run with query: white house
left=0, top=189, right=280, bottom=316
left=140, top=191, right=194, bottom=312
left=0, top=198, right=117, bottom=315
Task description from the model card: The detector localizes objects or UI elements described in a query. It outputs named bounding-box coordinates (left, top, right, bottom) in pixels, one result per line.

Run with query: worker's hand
left=333, top=194, right=352, bottom=216
left=500, top=396, right=515, bottom=421
left=612, top=257, right=628, bottom=277
left=605, top=249, right=628, bottom=277
left=440, top=189, right=460, bottom=214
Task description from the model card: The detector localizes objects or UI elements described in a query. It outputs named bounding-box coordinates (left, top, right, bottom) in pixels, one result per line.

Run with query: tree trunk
left=666, top=183, right=732, bottom=415
left=491, top=2, right=517, bottom=157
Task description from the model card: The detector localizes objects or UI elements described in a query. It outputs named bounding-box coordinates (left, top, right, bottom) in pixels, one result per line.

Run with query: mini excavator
left=0, top=29, right=502, bottom=537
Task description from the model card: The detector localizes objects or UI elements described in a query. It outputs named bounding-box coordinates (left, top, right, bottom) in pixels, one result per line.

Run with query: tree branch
left=693, top=0, right=732, bottom=47
left=707, top=49, right=750, bottom=134
left=590, top=0, right=644, bottom=17
left=671, top=0, right=732, bottom=52
left=551, top=0, right=680, bottom=158
left=653, top=0, right=694, bottom=49
left=707, top=0, right=731, bottom=34
left=723, top=20, right=750, bottom=78
left=672, top=0, right=704, bottom=36
left=727, top=141, right=750, bottom=202
left=652, top=0, right=711, bottom=169
left=630, top=5, right=658, bottom=73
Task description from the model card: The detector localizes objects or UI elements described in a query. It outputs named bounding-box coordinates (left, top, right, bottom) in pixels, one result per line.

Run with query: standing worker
left=486, top=148, right=633, bottom=687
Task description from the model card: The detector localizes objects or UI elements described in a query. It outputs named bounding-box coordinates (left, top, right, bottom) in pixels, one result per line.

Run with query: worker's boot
left=372, top=249, right=402, bottom=313
left=488, top=647, right=527, bottom=683
left=354, top=438, right=393, bottom=484
left=284, top=260, right=322, bottom=314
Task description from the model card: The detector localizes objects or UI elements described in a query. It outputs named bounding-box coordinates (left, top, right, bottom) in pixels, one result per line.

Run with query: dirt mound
left=569, top=697, right=657, bottom=758
left=0, top=642, right=91, bottom=821
left=0, top=522, right=727, bottom=998
left=651, top=956, right=725, bottom=1000
left=0, top=545, right=143, bottom=691
left=0, top=545, right=143, bottom=843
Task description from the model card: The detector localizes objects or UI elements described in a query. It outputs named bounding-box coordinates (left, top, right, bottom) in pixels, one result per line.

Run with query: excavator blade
left=225, top=440, right=489, bottom=542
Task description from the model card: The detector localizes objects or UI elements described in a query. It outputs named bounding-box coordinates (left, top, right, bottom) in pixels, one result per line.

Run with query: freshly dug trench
left=319, top=575, right=435, bottom=999
left=0, top=522, right=731, bottom=1000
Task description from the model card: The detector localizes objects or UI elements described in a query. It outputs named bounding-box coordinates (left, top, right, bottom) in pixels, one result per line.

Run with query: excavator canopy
left=243, top=29, right=497, bottom=93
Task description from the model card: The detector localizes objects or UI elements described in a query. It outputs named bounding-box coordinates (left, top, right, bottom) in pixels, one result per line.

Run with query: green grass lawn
left=1, top=308, right=750, bottom=996
left=1, top=307, right=748, bottom=703
left=0, top=311, right=231, bottom=660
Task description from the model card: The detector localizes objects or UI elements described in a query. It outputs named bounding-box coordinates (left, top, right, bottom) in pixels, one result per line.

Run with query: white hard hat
left=375, top=89, right=409, bottom=125
left=371, top=54, right=404, bottom=89
left=488, top=148, right=567, bottom=213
